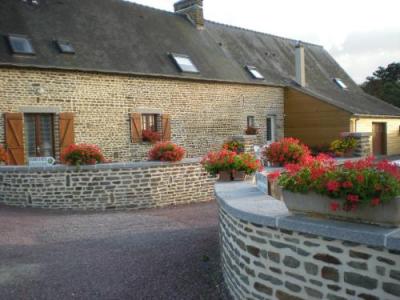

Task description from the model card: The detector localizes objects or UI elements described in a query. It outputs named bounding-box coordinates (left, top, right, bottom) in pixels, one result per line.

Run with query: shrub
left=273, top=156, right=400, bottom=212
left=61, top=144, right=106, bottom=166
left=148, top=142, right=185, bottom=162
left=330, top=137, right=357, bottom=157
left=0, top=145, right=8, bottom=164
left=233, top=153, right=262, bottom=174
left=263, top=137, right=310, bottom=166
left=201, top=149, right=236, bottom=175
left=310, top=143, right=332, bottom=156
left=222, top=140, right=245, bottom=153
left=245, top=127, right=258, bottom=135
left=142, top=129, right=161, bottom=144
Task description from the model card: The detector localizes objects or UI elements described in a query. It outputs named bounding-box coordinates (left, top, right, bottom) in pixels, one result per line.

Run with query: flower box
left=232, top=170, right=246, bottom=181
left=282, top=190, right=400, bottom=226
left=218, top=170, right=232, bottom=182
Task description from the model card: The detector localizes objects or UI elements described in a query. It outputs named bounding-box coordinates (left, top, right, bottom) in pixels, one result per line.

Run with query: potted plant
left=0, top=145, right=8, bottom=165
left=148, top=142, right=185, bottom=162
left=330, top=137, right=357, bottom=157
left=245, top=127, right=258, bottom=135
left=271, top=155, right=400, bottom=225
left=232, top=153, right=262, bottom=181
left=222, top=140, right=245, bottom=154
left=262, top=137, right=310, bottom=167
left=142, top=129, right=161, bottom=144
left=61, top=144, right=107, bottom=166
left=201, top=149, right=236, bottom=181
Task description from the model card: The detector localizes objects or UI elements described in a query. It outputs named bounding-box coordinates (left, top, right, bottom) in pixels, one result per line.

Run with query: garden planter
left=282, top=190, right=400, bottom=226
left=232, top=170, right=246, bottom=181
left=218, top=171, right=232, bottom=182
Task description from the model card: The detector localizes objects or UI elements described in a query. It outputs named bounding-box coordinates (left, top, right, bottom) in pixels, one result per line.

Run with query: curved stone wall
left=0, top=158, right=215, bottom=210
left=216, top=182, right=400, bottom=300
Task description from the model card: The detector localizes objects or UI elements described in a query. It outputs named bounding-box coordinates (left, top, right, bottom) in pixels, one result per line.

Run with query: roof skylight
left=246, top=66, right=264, bottom=80
left=7, top=35, right=35, bottom=55
left=170, top=53, right=199, bottom=73
left=333, top=78, right=347, bottom=89
left=55, top=40, right=75, bottom=54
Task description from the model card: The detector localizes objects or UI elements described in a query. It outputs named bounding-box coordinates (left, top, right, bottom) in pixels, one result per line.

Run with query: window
left=266, top=116, right=276, bottom=143
left=246, top=66, right=264, bottom=80
left=142, top=114, right=159, bottom=131
left=55, top=40, right=75, bottom=54
left=7, top=35, right=35, bottom=55
left=247, top=116, right=255, bottom=128
left=170, top=53, right=199, bottom=73
left=333, top=78, right=347, bottom=89
left=24, top=114, right=55, bottom=158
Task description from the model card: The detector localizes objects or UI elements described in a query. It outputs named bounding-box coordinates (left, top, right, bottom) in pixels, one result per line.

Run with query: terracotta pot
left=218, top=170, right=232, bottom=182
left=282, top=190, right=400, bottom=226
left=232, top=170, right=246, bottom=181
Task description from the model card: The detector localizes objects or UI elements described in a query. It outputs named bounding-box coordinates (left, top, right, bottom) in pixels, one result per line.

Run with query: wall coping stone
left=341, top=132, right=372, bottom=138
left=0, top=158, right=201, bottom=173
left=215, top=182, right=400, bottom=251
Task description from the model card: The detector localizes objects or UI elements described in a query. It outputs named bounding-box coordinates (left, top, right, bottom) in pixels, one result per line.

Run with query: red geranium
left=142, top=129, right=161, bottom=144
left=0, top=145, right=8, bottom=164
left=201, top=149, right=236, bottom=175
left=148, top=142, right=185, bottom=162
left=61, top=144, right=107, bottom=166
left=263, top=138, right=310, bottom=166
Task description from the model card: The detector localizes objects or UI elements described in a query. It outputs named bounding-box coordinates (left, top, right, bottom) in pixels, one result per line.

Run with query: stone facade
left=341, top=132, right=372, bottom=157
left=0, top=67, right=284, bottom=163
left=219, top=208, right=400, bottom=300
left=0, top=159, right=215, bottom=210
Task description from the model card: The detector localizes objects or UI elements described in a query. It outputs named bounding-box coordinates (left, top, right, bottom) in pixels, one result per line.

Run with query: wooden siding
left=355, top=118, right=400, bottom=156
left=284, top=88, right=351, bottom=146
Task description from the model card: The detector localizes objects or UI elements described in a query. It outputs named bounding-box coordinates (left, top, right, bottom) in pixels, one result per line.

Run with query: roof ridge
left=204, top=19, right=324, bottom=48
left=119, top=0, right=175, bottom=16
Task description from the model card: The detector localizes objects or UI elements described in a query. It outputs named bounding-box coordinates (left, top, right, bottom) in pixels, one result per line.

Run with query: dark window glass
left=56, top=40, right=75, bottom=54
left=8, top=35, right=35, bottom=55
left=142, top=114, right=158, bottom=131
left=266, top=117, right=272, bottom=142
left=24, top=114, right=55, bottom=158
left=247, top=116, right=255, bottom=128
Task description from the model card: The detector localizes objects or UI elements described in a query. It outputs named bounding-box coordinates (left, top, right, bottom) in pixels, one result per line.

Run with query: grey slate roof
left=1, top=0, right=399, bottom=116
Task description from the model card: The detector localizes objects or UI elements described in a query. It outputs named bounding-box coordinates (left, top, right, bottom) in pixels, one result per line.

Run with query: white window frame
left=266, top=115, right=276, bottom=144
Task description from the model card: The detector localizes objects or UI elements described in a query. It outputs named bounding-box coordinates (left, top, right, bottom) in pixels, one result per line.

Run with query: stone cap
left=341, top=132, right=372, bottom=138
left=215, top=182, right=400, bottom=251
left=0, top=158, right=201, bottom=173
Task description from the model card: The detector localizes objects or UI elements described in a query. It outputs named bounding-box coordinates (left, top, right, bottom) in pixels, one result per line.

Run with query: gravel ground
left=0, top=202, right=230, bottom=300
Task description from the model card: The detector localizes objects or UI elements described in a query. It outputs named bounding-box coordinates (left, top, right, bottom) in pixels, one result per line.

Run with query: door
left=372, top=123, right=386, bottom=155
left=24, top=114, right=55, bottom=158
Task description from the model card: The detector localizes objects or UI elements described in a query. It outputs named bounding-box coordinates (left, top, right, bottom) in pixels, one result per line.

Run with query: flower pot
left=282, top=190, right=400, bottom=226
left=232, top=170, right=246, bottom=181
left=218, top=170, right=232, bottom=182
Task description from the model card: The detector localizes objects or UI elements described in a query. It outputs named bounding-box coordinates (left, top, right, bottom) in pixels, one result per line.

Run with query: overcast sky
left=127, top=0, right=400, bottom=83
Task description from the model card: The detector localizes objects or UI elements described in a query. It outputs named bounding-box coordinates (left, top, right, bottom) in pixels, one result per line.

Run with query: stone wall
left=0, top=67, right=284, bottom=162
left=341, top=132, right=372, bottom=157
left=220, top=208, right=400, bottom=300
left=0, top=159, right=215, bottom=210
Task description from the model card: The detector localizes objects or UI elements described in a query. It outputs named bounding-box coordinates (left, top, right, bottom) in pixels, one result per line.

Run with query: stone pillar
left=231, top=135, right=258, bottom=154
left=341, top=132, right=372, bottom=157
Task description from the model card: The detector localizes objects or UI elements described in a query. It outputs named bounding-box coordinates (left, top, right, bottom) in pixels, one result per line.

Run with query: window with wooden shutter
left=59, top=112, right=75, bottom=154
left=130, top=113, right=142, bottom=143
left=4, top=113, right=25, bottom=165
left=161, top=114, right=171, bottom=141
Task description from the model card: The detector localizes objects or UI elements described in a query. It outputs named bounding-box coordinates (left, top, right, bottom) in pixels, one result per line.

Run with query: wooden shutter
left=161, top=114, right=171, bottom=141
left=4, top=113, right=25, bottom=165
left=130, top=113, right=142, bottom=143
left=59, top=112, right=75, bottom=153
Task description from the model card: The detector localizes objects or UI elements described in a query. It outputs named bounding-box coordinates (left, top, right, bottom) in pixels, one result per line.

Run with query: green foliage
left=330, top=137, right=357, bottom=156
left=361, top=62, right=400, bottom=108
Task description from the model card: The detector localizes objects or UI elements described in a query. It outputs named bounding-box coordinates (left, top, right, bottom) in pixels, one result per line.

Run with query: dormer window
left=55, top=40, right=75, bottom=54
left=170, top=53, right=199, bottom=73
left=246, top=66, right=264, bottom=80
left=7, top=35, right=35, bottom=55
left=333, top=78, right=347, bottom=89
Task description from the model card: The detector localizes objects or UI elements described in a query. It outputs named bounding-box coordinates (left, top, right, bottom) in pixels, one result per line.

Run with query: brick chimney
left=295, top=41, right=306, bottom=87
left=174, top=0, right=204, bottom=29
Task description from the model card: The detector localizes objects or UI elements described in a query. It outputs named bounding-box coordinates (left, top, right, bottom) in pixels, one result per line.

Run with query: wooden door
left=372, top=123, right=386, bottom=155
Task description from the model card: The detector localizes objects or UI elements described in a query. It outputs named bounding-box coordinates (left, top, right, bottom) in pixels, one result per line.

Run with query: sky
left=127, top=0, right=400, bottom=84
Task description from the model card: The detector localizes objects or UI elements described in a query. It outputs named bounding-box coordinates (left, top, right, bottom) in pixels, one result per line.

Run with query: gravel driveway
left=0, top=202, right=229, bottom=300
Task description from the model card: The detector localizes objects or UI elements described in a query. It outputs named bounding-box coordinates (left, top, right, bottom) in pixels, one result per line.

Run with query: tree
left=361, top=62, right=400, bottom=108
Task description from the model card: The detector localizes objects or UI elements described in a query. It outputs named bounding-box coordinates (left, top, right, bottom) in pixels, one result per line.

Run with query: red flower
left=61, top=144, right=107, bottom=166
left=346, top=194, right=359, bottom=203
left=148, top=142, right=185, bottom=162
left=342, top=181, right=353, bottom=189
left=0, top=145, right=8, bottom=164
left=356, top=174, right=365, bottom=183
left=330, top=201, right=341, bottom=212
left=326, top=180, right=340, bottom=192
left=371, top=198, right=381, bottom=206
left=268, top=171, right=281, bottom=182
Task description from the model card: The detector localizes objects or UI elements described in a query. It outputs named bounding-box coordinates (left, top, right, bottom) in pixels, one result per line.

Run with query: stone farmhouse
left=1, top=0, right=399, bottom=165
